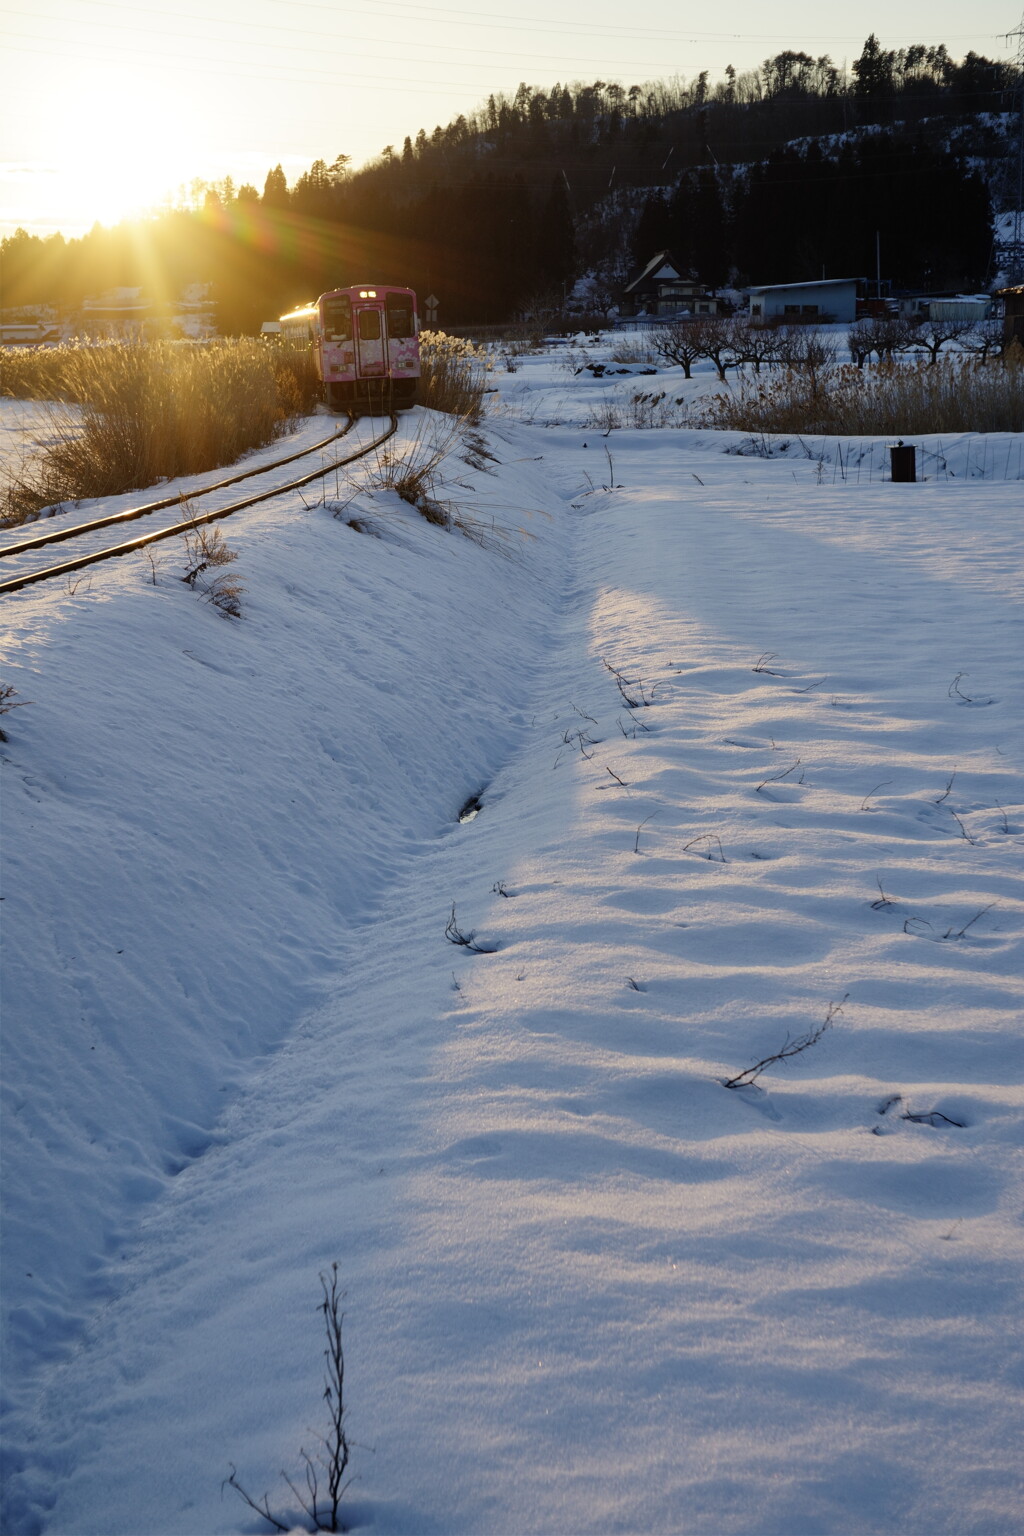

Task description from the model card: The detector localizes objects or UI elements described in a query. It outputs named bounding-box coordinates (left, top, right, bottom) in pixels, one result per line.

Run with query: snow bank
left=2, top=379, right=1022, bottom=1534
left=1, top=414, right=566, bottom=1524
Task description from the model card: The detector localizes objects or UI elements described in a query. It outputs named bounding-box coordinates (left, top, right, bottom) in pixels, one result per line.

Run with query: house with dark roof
left=619, top=251, right=728, bottom=319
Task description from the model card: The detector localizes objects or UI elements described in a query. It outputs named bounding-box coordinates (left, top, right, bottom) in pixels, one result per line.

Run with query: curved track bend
left=0, top=414, right=397, bottom=597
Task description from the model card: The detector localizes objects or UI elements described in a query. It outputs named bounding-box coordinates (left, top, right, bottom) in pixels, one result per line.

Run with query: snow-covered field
left=2, top=339, right=1022, bottom=1535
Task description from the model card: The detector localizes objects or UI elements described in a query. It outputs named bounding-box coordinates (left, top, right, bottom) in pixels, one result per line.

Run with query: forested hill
left=1, top=36, right=1018, bottom=329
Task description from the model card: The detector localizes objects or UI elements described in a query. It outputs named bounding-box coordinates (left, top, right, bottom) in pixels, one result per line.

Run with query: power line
left=7, top=0, right=1010, bottom=51
left=0, top=5, right=764, bottom=74
left=0, top=35, right=492, bottom=95
left=198, top=0, right=1015, bottom=48
left=2, top=18, right=1013, bottom=106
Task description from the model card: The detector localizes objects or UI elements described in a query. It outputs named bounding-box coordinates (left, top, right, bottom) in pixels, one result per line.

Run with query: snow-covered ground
left=2, top=338, right=1022, bottom=1535
left=0, top=400, right=80, bottom=505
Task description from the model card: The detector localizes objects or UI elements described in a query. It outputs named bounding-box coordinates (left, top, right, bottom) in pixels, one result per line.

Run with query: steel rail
left=0, top=416, right=397, bottom=597
left=0, top=417, right=358, bottom=560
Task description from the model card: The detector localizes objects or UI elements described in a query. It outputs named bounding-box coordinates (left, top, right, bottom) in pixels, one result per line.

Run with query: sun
left=52, top=65, right=205, bottom=226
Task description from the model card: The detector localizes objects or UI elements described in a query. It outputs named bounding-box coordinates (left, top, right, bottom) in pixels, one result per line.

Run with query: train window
left=386, top=294, right=414, bottom=339
left=324, top=295, right=352, bottom=340
left=358, top=309, right=382, bottom=340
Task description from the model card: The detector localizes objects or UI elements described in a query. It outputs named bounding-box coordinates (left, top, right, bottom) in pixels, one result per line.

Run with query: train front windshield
left=386, top=294, right=414, bottom=338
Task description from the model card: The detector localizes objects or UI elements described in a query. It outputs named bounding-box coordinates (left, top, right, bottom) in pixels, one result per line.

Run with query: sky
left=0, top=0, right=1018, bottom=239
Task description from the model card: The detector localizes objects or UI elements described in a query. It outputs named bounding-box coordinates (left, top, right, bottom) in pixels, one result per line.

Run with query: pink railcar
left=279, top=285, right=420, bottom=411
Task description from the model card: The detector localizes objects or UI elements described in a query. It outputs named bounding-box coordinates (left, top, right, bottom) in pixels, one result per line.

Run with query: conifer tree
left=261, top=165, right=289, bottom=209
left=536, top=174, right=575, bottom=293
left=691, top=169, right=728, bottom=288
left=631, top=194, right=673, bottom=268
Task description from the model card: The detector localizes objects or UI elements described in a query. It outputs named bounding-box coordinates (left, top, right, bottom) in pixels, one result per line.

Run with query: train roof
left=279, top=285, right=416, bottom=324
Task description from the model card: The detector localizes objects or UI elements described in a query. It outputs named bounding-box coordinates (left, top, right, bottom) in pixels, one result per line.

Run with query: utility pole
left=1007, top=14, right=1024, bottom=283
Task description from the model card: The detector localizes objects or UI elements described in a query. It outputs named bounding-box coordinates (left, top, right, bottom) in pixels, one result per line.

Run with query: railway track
left=0, top=414, right=397, bottom=597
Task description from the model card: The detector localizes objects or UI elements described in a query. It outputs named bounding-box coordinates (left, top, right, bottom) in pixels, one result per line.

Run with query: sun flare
left=52, top=66, right=204, bottom=226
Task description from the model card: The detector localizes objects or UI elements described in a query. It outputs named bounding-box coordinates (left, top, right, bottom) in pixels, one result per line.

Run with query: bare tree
left=772, top=327, right=837, bottom=387
left=652, top=321, right=703, bottom=378
left=690, top=316, right=745, bottom=381
left=960, top=317, right=1005, bottom=362
left=847, top=320, right=874, bottom=370
left=855, top=313, right=915, bottom=362
left=733, top=318, right=780, bottom=373
left=906, top=315, right=975, bottom=365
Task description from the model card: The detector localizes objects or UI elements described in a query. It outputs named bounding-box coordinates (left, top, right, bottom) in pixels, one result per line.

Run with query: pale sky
left=0, top=0, right=1017, bottom=237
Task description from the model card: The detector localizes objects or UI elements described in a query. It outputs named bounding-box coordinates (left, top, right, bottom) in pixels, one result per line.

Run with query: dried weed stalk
left=724, top=995, right=848, bottom=1090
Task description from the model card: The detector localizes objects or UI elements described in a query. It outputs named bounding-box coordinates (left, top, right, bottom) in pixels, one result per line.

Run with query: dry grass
left=692, top=354, right=1024, bottom=436
left=363, top=412, right=465, bottom=526
left=180, top=514, right=245, bottom=618
left=587, top=390, right=691, bottom=430
left=270, top=343, right=324, bottom=415
left=1, top=343, right=86, bottom=402
left=608, top=335, right=661, bottom=365
left=0, top=682, right=30, bottom=741
left=1, top=339, right=320, bottom=526
left=359, top=412, right=510, bottom=549
left=416, top=331, right=488, bottom=419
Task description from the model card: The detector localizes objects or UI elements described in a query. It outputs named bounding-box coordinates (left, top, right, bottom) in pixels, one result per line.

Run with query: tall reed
left=1, top=339, right=318, bottom=525
left=692, top=354, right=1024, bottom=436
left=416, top=331, right=488, bottom=419
left=1, top=342, right=87, bottom=401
